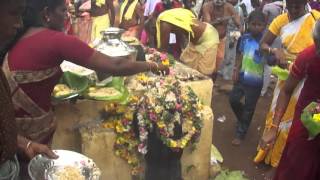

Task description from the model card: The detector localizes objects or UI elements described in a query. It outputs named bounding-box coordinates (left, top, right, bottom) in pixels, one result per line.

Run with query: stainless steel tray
left=28, top=150, right=101, bottom=180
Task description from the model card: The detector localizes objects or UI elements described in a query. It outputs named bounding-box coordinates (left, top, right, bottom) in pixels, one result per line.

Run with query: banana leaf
left=84, top=77, right=130, bottom=104
left=301, top=102, right=320, bottom=138
left=52, top=71, right=89, bottom=100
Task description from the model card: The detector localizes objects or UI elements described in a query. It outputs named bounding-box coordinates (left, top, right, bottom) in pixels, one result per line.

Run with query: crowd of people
left=1, top=0, right=320, bottom=179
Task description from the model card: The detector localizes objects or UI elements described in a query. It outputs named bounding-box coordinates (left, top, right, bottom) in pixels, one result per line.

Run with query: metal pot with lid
left=101, top=27, right=125, bottom=41
left=94, top=27, right=136, bottom=58
left=94, top=27, right=137, bottom=80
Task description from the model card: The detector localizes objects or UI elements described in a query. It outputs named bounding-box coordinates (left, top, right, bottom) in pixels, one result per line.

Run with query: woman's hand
left=272, top=48, right=288, bottom=69
left=260, top=127, right=278, bottom=150
left=24, top=142, right=59, bottom=160
left=150, top=62, right=170, bottom=75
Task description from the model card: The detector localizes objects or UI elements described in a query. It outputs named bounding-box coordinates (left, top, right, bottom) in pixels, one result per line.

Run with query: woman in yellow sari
left=119, top=0, right=144, bottom=38
left=256, top=0, right=320, bottom=168
left=91, top=0, right=115, bottom=41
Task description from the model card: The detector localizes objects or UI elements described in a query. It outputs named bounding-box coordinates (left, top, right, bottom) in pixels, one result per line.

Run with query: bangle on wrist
left=268, top=47, right=272, bottom=54
left=149, top=62, right=159, bottom=72
left=26, top=140, right=32, bottom=151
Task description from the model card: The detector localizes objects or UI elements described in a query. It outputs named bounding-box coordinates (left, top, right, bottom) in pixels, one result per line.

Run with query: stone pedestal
left=77, top=106, right=213, bottom=180
left=52, top=100, right=106, bottom=152
left=52, top=62, right=214, bottom=179
left=52, top=101, right=213, bottom=180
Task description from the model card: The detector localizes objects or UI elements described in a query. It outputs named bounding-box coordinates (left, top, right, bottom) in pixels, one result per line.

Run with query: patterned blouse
left=0, top=69, right=17, bottom=164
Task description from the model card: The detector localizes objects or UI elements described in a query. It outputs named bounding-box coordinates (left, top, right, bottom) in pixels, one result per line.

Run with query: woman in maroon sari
left=1, top=0, right=167, bottom=178
left=260, top=20, right=320, bottom=180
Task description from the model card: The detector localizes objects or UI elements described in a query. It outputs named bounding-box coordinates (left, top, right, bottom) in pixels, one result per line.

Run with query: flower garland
left=103, top=100, right=142, bottom=175
left=102, top=75, right=203, bottom=175
left=136, top=79, right=203, bottom=153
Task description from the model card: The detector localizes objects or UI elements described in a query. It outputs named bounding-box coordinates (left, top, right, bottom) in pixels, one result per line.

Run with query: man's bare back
left=159, top=20, right=207, bottom=51
left=202, top=1, right=240, bottom=39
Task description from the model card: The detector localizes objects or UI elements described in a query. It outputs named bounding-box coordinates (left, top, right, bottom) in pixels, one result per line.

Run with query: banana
left=253, top=149, right=267, bottom=163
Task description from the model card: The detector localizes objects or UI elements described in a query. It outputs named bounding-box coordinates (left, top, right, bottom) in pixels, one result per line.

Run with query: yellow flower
left=197, top=102, right=203, bottom=110
left=313, top=113, right=320, bottom=122
left=155, top=106, right=162, bottom=113
left=157, top=121, right=166, bottom=128
left=103, top=122, right=114, bottom=129
left=116, top=105, right=127, bottom=113
left=136, top=74, right=149, bottom=82
left=105, top=103, right=117, bottom=112
left=170, top=140, right=177, bottom=148
left=162, top=59, right=170, bottom=66
left=124, top=112, right=134, bottom=120
left=181, top=139, right=188, bottom=147
left=116, top=125, right=125, bottom=133
left=130, top=95, right=139, bottom=103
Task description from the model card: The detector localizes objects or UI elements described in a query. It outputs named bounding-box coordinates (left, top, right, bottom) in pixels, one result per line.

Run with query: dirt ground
left=211, top=77, right=275, bottom=180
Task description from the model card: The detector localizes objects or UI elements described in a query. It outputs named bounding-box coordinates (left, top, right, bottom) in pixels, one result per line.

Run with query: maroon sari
left=274, top=45, right=320, bottom=180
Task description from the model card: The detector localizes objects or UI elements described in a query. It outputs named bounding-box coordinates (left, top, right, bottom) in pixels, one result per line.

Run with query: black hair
left=248, top=10, right=266, bottom=23
left=286, top=0, right=308, bottom=4
left=182, top=0, right=193, bottom=10
left=163, top=0, right=173, bottom=10
left=0, top=0, right=64, bottom=64
left=1, top=0, right=9, bottom=6
left=251, top=0, right=260, bottom=8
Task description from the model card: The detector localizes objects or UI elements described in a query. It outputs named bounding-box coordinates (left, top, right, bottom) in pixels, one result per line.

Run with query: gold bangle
left=26, top=140, right=32, bottom=150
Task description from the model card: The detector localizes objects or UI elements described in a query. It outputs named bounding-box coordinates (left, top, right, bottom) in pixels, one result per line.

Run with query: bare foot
left=232, top=138, right=242, bottom=146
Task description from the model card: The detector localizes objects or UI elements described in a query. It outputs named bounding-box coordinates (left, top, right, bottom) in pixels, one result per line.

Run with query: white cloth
left=144, top=0, right=160, bottom=16
left=169, top=33, right=176, bottom=44
left=241, top=0, right=253, bottom=14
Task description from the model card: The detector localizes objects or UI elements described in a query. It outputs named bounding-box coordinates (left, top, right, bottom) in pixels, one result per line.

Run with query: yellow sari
left=258, top=10, right=320, bottom=167
left=119, top=0, right=139, bottom=23
left=91, top=0, right=110, bottom=41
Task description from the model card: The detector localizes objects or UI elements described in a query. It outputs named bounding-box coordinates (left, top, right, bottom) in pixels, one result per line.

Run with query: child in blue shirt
left=229, top=10, right=267, bottom=145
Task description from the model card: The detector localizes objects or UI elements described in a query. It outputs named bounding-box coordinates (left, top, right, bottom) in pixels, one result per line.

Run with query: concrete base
left=52, top=67, right=214, bottom=179
left=52, top=100, right=213, bottom=180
